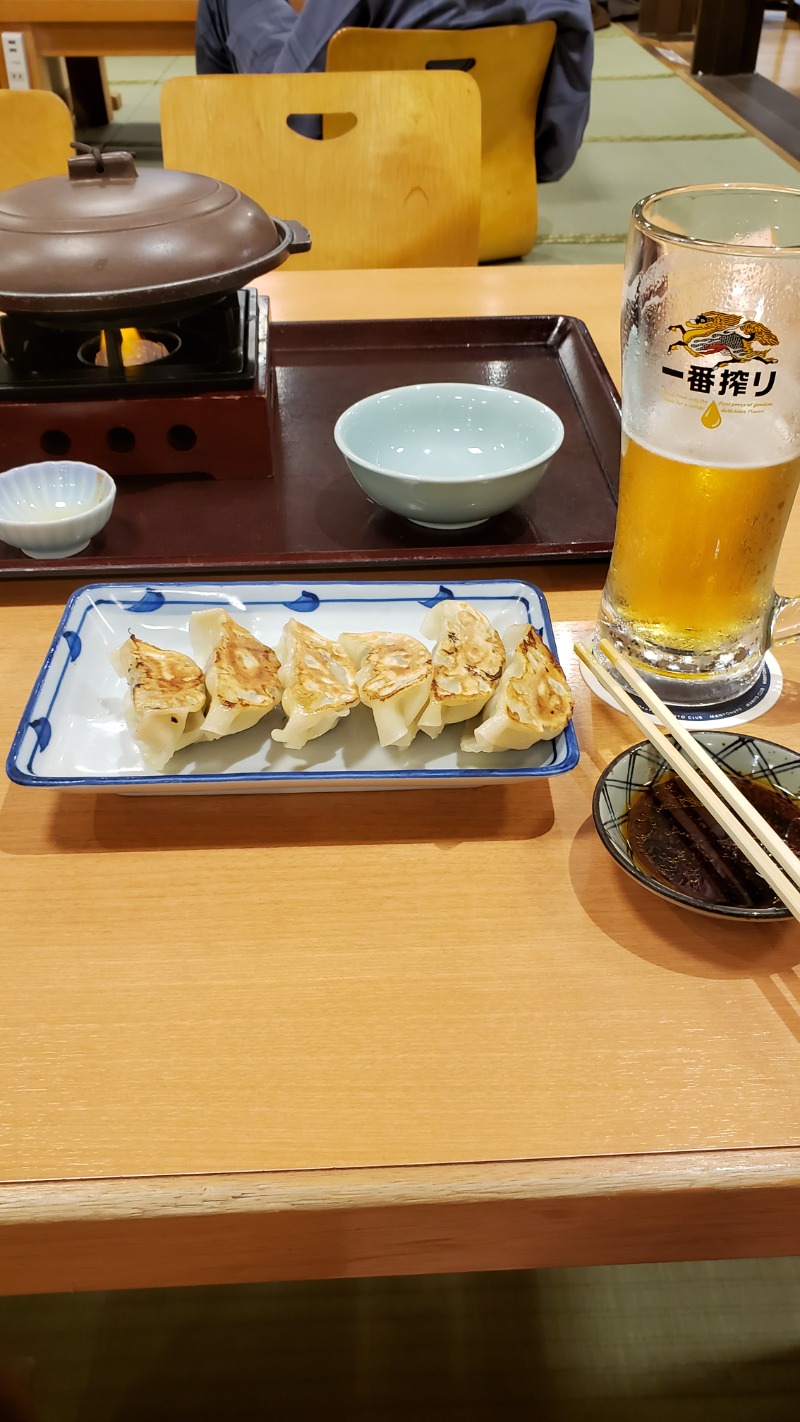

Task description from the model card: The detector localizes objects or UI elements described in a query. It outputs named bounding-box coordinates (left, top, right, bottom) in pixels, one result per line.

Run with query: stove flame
left=96, top=327, right=169, bottom=368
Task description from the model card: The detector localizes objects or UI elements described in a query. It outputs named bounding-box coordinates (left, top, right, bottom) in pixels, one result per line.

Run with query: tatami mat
left=2, top=1260, right=800, bottom=1420
left=528, top=26, right=800, bottom=264
left=535, top=134, right=800, bottom=248
left=591, top=29, right=670, bottom=79
left=584, top=73, right=747, bottom=140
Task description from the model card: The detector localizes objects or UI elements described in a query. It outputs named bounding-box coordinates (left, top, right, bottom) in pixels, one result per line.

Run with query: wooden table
left=0, top=0, right=303, bottom=123
left=3, top=265, right=800, bottom=1299
left=638, top=0, right=768, bottom=75
left=0, top=2, right=196, bottom=85
left=0, top=2, right=196, bottom=125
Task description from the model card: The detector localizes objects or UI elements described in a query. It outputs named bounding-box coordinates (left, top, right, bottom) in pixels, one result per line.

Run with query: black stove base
left=0, top=289, right=259, bottom=401
left=0, top=298, right=273, bottom=480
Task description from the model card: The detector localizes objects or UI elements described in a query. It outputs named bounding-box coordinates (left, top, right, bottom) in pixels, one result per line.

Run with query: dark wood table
left=638, top=0, right=768, bottom=76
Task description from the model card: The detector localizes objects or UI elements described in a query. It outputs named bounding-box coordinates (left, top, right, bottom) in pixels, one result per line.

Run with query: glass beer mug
left=595, top=184, right=800, bottom=705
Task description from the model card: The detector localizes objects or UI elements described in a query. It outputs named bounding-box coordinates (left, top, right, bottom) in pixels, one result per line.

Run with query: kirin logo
left=667, top=311, right=779, bottom=366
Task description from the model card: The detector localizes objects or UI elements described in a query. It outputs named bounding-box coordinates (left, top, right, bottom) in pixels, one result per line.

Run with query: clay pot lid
left=0, top=146, right=310, bottom=313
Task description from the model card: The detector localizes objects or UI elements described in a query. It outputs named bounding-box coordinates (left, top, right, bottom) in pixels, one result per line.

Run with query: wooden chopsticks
left=575, top=637, right=800, bottom=922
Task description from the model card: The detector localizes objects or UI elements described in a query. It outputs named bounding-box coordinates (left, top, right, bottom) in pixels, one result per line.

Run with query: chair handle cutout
left=425, top=57, right=476, bottom=72
left=287, top=112, right=357, bottom=139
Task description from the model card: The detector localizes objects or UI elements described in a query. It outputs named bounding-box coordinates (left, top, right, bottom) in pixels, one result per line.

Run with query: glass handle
left=770, top=593, right=800, bottom=647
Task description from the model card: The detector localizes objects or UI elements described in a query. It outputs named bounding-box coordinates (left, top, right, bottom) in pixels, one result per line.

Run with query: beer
left=598, top=183, right=800, bottom=704
left=598, top=432, right=800, bottom=657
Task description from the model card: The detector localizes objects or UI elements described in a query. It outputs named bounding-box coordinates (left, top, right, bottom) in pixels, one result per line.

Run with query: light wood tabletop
left=3, top=265, right=800, bottom=1298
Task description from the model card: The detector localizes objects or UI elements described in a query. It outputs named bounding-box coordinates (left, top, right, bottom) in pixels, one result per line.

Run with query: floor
left=3, top=1259, right=800, bottom=1420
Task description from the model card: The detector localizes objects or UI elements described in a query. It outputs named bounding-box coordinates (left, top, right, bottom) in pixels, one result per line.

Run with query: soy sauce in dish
left=626, top=772, right=800, bottom=909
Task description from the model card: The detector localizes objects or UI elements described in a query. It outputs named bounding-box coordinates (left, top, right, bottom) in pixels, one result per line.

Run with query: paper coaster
left=580, top=651, right=783, bottom=730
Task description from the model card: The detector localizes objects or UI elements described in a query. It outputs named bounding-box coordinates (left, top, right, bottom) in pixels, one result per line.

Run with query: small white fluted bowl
left=0, top=461, right=116, bottom=558
left=334, top=381, right=564, bottom=530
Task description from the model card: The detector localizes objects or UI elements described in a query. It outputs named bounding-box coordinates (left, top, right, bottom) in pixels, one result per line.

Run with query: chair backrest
left=160, top=71, right=482, bottom=269
left=0, top=90, right=74, bottom=191
left=326, top=24, right=556, bottom=262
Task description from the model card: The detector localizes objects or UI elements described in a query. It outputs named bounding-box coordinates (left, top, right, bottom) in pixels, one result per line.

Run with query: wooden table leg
left=692, top=0, right=766, bottom=74
left=65, top=56, right=114, bottom=126
left=637, top=0, right=699, bottom=37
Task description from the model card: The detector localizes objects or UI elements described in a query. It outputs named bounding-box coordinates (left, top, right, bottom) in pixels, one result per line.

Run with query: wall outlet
left=2, top=32, right=31, bottom=89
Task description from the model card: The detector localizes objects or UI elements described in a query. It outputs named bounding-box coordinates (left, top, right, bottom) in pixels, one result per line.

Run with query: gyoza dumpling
left=338, top=631, right=433, bottom=748
left=110, top=635, right=207, bottom=770
left=189, top=609, right=281, bottom=741
left=271, top=619, right=359, bottom=750
left=461, top=624, right=574, bottom=753
left=417, top=601, right=505, bottom=739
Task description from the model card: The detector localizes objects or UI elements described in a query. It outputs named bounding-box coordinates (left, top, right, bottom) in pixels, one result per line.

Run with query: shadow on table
left=0, top=781, right=555, bottom=855
left=568, top=812, right=800, bottom=977
left=569, top=811, right=800, bottom=1045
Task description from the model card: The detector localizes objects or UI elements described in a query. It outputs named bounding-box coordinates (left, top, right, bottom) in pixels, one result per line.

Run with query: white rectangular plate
left=7, top=579, right=579, bottom=794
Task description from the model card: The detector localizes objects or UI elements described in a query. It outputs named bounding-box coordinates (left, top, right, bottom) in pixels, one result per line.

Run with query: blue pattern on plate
left=62, top=630, right=82, bottom=662
left=29, top=717, right=51, bottom=751
left=125, top=589, right=166, bottom=613
left=283, top=591, right=320, bottom=613
left=418, top=585, right=454, bottom=608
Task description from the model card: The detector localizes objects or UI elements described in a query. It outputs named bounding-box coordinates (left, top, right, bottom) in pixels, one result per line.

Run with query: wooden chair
left=0, top=89, right=73, bottom=190
left=160, top=71, right=482, bottom=269
left=326, top=24, right=556, bottom=262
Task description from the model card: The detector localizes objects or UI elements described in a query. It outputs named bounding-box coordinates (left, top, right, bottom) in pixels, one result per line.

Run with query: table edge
left=4, top=1148, right=800, bottom=1294
left=4, top=1146, right=800, bottom=1223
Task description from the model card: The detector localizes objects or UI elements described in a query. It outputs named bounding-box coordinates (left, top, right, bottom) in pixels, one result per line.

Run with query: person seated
left=195, top=1, right=594, bottom=183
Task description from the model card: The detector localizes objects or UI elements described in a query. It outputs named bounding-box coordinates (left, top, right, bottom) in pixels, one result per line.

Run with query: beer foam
left=620, top=422, right=800, bottom=472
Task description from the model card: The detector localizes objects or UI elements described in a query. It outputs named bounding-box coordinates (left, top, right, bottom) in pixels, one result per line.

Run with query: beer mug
left=595, top=184, right=800, bottom=705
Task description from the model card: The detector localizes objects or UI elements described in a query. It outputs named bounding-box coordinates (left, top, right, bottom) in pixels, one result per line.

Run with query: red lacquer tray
left=0, top=313, right=620, bottom=580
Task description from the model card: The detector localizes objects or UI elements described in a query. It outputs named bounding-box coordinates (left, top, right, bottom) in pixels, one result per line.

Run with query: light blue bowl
left=333, top=381, right=564, bottom=530
left=0, top=460, right=115, bottom=558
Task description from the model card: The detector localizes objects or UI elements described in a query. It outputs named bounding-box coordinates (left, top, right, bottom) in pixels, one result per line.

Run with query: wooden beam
left=692, top=0, right=766, bottom=75
left=637, top=0, right=699, bottom=38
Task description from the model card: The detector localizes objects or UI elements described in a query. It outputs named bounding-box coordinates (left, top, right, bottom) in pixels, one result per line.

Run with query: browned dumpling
left=110, top=635, right=207, bottom=769
left=417, top=601, right=506, bottom=738
left=461, top=625, right=573, bottom=753
left=339, top=630, right=433, bottom=748
left=189, top=609, right=281, bottom=740
left=271, top=619, right=359, bottom=750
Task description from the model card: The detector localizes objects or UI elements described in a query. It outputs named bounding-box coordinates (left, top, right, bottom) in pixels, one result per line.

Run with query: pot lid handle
left=68, top=144, right=139, bottom=183
left=286, top=219, right=312, bottom=253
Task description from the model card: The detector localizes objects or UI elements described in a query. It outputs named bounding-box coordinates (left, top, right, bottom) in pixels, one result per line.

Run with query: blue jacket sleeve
left=533, top=4, right=593, bottom=183
left=200, top=0, right=366, bottom=75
